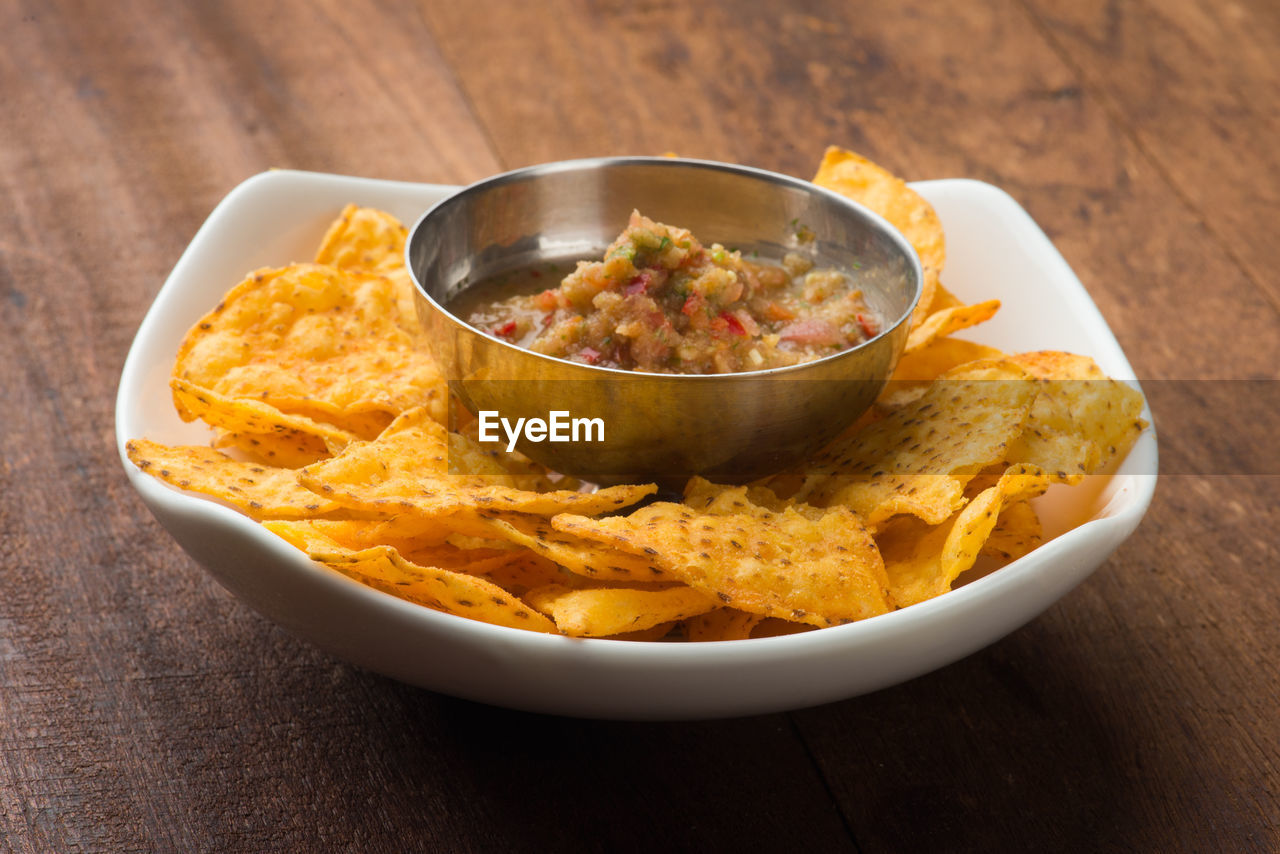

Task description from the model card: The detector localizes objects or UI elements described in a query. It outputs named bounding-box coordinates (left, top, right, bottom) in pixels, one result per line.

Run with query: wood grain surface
left=2, top=0, right=1276, bottom=851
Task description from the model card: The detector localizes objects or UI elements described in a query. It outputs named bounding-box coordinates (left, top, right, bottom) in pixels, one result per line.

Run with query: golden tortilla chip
left=792, top=359, right=1038, bottom=527
left=813, top=146, right=945, bottom=329
left=126, top=439, right=343, bottom=520
left=1005, top=351, right=1147, bottom=482
left=683, top=609, right=764, bottom=642
left=926, top=281, right=964, bottom=314
left=890, top=339, right=1007, bottom=385
left=439, top=510, right=670, bottom=582
left=265, top=520, right=557, bottom=632
left=525, top=583, right=718, bottom=637
left=172, top=379, right=358, bottom=449
left=297, top=408, right=657, bottom=518
left=981, top=500, right=1043, bottom=562
left=463, top=551, right=566, bottom=595
left=446, top=431, right=568, bottom=492
left=212, top=428, right=332, bottom=468
left=554, top=502, right=891, bottom=627
left=877, top=463, right=1051, bottom=607
left=314, top=204, right=421, bottom=323
left=682, top=477, right=791, bottom=515
left=314, top=204, right=409, bottom=276
left=172, top=263, right=445, bottom=425
left=905, top=300, right=1001, bottom=354
left=275, top=406, right=395, bottom=441
left=290, top=519, right=518, bottom=568
left=878, top=338, right=1005, bottom=410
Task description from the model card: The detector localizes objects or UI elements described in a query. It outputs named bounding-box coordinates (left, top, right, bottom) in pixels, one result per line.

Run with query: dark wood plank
left=1019, top=0, right=1280, bottom=313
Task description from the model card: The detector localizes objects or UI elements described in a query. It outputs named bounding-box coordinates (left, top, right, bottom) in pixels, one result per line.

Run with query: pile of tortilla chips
left=129, top=151, right=1146, bottom=641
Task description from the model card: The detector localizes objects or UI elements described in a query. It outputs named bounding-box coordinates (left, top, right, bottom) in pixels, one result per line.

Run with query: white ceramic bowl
left=115, top=169, right=1158, bottom=720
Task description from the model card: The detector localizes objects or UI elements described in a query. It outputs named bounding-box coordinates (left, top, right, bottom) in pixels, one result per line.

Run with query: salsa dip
left=452, top=211, right=880, bottom=374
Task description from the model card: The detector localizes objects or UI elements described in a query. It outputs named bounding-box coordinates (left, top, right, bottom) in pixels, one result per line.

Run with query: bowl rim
left=405, top=155, right=924, bottom=380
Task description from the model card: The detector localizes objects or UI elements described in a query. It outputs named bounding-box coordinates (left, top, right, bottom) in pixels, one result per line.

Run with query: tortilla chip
left=877, top=338, right=1005, bottom=410
left=314, top=204, right=409, bottom=277
left=212, top=428, right=332, bottom=468
left=463, top=551, right=566, bottom=595
left=980, top=500, right=1043, bottom=562
left=683, top=608, right=765, bottom=642
left=813, top=146, right=945, bottom=329
left=926, top=281, right=964, bottom=313
left=265, top=520, right=557, bottom=632
left=905, top=300, right=1001, bottom=354
left=877, top=464, right=1051, bottom=607
left=172, top=263, right=445, bottom=425
left=1005, top=352, right=1147, bottom=482
left=683, top=477, right=791, bottom=515
left=172, top=379, right=358, bottom=450
left=525, top=583, right=719, bottom=637
left=439, top=510, right=670, bottom=582
left=126, top=439, right=343, bottom=520
left=792, top=359, right=1038, bottom=527
left=553, top=502, right=891, bottom=627
left=275, top=406, right=395, bottom=441
left=297, top=408, right=657, bottom=518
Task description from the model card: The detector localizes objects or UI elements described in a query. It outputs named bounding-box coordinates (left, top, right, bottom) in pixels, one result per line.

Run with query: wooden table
left=3, top=1, right=1276, bottom=850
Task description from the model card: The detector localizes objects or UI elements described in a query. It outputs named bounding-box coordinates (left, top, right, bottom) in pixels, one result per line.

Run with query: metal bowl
left=407, top=157, right=922, bottom=485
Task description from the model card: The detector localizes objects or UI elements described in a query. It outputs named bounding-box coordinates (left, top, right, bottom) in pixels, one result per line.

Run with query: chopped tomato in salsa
left=457, top=211, right=879, bottom=374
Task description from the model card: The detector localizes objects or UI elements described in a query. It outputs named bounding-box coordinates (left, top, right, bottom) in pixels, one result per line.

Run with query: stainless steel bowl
left=407, top=157, right=922, bottom=485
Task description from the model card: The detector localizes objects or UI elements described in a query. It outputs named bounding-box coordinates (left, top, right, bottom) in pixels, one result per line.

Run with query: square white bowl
left=115, top=169, right=1157, bottom=720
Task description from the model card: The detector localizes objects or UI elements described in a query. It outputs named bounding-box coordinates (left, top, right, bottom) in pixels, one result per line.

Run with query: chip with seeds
left=905, top=299, right=1001, bottom=354
left=1005, top=352, right=1147, bottom=482
left=683, top=477, right=790, bottom=515
left=314, top=204, right=409, bottom=277
left=277, top=406, right=395, bottom=442
left=454, top=421, right=578, bottom=492
left=463, top=551, right=567, bottom=596
left=264, top=520, right=557, bottom=632
left=553, top=502, right=891, bottom=627
left=878, top=338, right=1005, bottom=410
left=172, top=379, right=359, bottom=450
left=290, top=519, right=514, bottom=567
left=172, top=262, right=446, bottom=426
left=980, top=501, right=1044, bottom=562
left=440, top=510, right=670, bottom=582
left=446, top=431, right=566, bottom=493
left=683, top=608, right=765, bottom=642
left=525, top=583, right=719, bottom=637
left=212, top=428, right=332, bottom=469
left=925, top=281, right=963, bottom=314
left=789, top=359, right=1038, bottom=527
left=812, top=146, right=945, bottom=329
left=297, top=407, right=657, bottom=518
left=876, top=463, right=1051, bottom=607
left=313, top=204, right=421, bottom=329
left=126, top=439, right=343, bottom=520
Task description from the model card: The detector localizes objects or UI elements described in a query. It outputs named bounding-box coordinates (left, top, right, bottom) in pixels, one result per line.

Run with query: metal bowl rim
left=405, top=155, right=923, bottom=380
